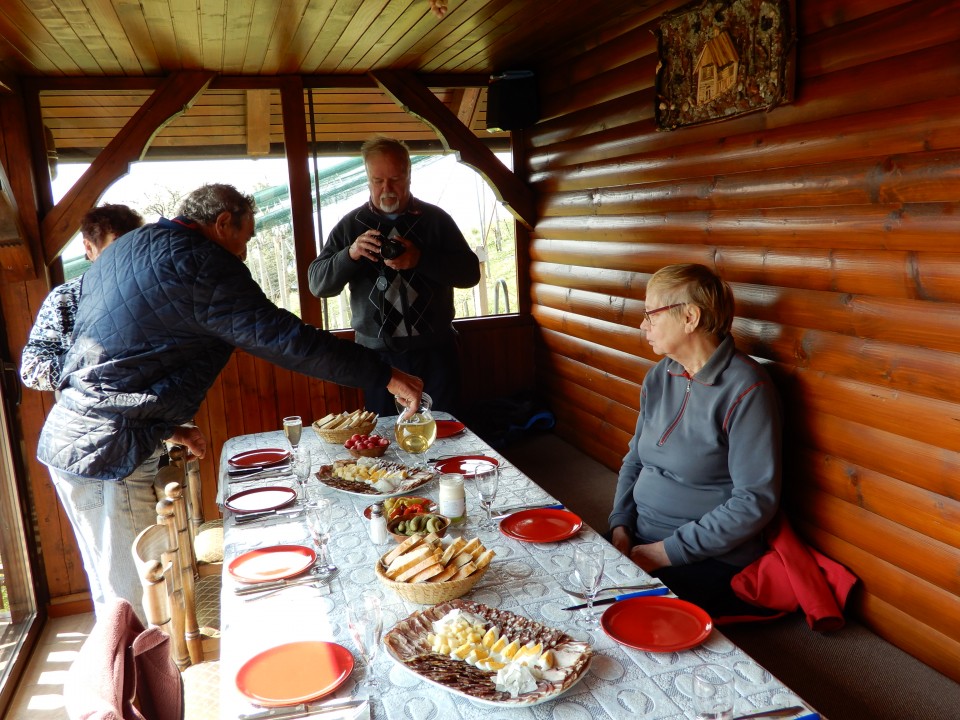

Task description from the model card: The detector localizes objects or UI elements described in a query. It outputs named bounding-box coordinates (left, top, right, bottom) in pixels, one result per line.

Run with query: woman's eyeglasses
left=642, top=302, right=685, bottom=324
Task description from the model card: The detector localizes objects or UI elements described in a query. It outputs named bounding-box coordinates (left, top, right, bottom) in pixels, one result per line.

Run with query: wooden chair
left=159, top=479, right=222, bottom=662
left=133, top=500, right=220, bottom=720
left=165, top=444, right=224, bottom=571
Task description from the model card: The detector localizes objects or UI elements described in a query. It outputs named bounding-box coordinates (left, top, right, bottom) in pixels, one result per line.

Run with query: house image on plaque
left=695, top=31, right=739, bottom=105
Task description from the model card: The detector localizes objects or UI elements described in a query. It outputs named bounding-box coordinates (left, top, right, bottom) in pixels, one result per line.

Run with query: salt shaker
left=368, top=502, right=389, bottom=544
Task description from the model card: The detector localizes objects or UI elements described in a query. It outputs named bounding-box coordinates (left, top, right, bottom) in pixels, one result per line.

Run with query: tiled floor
left=7, top=612, right=94, bottom=720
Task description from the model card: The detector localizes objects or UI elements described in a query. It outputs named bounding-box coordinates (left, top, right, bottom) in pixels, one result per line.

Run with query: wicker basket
left=312, top=419, right=377, bottom=444
left=375, top=552, right=488, bottom=605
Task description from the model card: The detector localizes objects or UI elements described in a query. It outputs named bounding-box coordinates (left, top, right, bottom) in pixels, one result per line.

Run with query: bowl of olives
left=387, top=512, right=450, bottom=542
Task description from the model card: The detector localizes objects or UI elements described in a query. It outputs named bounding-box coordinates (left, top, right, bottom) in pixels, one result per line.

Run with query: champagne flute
left=472, top=462, right=500, bottom=531
left=305, top=498, right=336, bottom=576
left=291, top=444, right=314, bottom=502
left=572, top=542, right=605, bottom=629
left=346, top=592, right=383, bottom=693
left=394, top=392, right=436, bottom=468
left=282, top=415, right=303, bottom=450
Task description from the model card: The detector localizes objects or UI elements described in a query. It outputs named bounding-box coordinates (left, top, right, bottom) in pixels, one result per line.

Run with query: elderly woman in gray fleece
left=608, top=263, right=782, bottom=618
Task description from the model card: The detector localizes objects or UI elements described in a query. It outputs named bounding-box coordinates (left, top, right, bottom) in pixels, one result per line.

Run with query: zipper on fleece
left=658, top=377, right=692, bottom=446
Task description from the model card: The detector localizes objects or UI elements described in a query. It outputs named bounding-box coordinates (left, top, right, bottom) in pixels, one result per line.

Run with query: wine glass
left=282, top=415, right=303, bottom=450
left=305, top=498, right=336, bottom=576
left=394, top=392, right=436, bottom=468
left=472, top=462, right=500, bottom=531
left=291, top=444, right=314, bottom=502
left=346, top=592, right=383, bottom=693
left=572, top=542, right=605, bottom=629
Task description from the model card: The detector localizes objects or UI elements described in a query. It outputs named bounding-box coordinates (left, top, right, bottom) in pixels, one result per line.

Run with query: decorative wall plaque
left=655, top=0, right=796, bottom=130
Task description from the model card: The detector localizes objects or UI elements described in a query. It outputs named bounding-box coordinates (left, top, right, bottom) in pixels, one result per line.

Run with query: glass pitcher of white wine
left=394, top=392, right=437, bottom=467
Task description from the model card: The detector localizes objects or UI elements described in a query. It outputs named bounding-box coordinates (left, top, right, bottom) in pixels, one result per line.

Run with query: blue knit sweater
left=608, top=334, right=782, bottom=568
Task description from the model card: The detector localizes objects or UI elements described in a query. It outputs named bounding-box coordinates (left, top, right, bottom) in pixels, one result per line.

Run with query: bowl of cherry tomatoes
left=345, top=432, right=390, bottom=458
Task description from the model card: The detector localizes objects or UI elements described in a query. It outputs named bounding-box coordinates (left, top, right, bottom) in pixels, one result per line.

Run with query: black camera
left=376, top=234, right=406, bottom=260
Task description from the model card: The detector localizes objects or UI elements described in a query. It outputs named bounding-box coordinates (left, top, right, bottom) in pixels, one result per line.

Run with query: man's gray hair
left=360, top=136, right=411, bottom=175
left=178, top=183, right=256, bottom=226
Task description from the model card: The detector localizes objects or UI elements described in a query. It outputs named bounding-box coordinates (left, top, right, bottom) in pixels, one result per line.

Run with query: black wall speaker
left=485, top=71, right=539, bottom=132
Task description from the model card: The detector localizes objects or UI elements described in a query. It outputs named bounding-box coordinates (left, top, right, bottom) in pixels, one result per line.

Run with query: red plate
left=228, top=448, right=291, bottom=468
left=499, top=508, right=582, bottom=543
left=227, top=545, right=316, bottom=583
left=601, top=596, right=713, bottom=652
left=235, top=640, right=354, bottom=707
left=435, top=455, right=499, bottom=475
left=224, top=486, right=297, bottom=514
left=435, top=420, right=466, bottom=438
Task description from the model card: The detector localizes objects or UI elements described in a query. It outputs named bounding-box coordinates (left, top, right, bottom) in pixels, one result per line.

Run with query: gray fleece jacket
left=608, top=334, right=782, bottom=568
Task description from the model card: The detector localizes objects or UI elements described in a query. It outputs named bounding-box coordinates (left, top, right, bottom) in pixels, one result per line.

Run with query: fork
left=243, top=568, right=340, bottom=601
left=564, top=580, right=662, bottom=600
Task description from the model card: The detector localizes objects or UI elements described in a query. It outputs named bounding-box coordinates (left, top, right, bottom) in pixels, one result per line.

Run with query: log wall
left=525, top=0, right=960, bottom=680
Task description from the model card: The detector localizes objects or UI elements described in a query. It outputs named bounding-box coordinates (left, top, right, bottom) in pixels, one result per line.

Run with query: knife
left=562, top=586, right=669, bottom=610
left=491, top=502, right=564, bottom=519
left=233, top=505, right=302, bottom=524
left=229, top=471, right=296, bottom=485
left=234, top=573, right=319, bottom=595
left=228, top=461, right=291, bottom=477
left=731, top=707, right=807, bottom=720
left=238, top=698, right=366, bottom=720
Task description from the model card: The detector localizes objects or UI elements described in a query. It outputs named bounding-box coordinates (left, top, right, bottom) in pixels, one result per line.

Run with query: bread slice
left=410, top=562, right=445, bottom=583
left=474, top=548, right=495, bottom=571
left=452, top=561, right=477, bottom=580
left=457, top=537, right=482, bottom=558
left=395, top=551, right=442, bottom=582
left=314, top=413, right=335, bottom=428
left=382, top=534, right=424, bottom=567
left=451, top=551, right=475, bottom=569
left=385, top=543, right=432, bottom=578
left=440, top=537, right=466, bottom=565
left=429, top=563, right=460, bottom=583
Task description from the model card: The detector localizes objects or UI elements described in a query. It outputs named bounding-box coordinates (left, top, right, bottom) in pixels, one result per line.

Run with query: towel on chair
left=729, top=512, right=858, bottom=632
left=65, top=599, right=183, bottom=720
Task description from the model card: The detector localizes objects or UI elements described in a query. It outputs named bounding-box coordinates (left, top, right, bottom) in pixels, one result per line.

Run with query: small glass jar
left=368, top=502, right=389, bottom=544
left=438, top=473, right=466, bottom=523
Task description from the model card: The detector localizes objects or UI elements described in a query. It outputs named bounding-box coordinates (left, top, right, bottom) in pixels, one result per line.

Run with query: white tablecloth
left=217, top=415, right=818, bottom=720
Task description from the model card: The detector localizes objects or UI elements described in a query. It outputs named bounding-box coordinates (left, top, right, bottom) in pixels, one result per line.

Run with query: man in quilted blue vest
left=39, top=183, right=423, bottom=621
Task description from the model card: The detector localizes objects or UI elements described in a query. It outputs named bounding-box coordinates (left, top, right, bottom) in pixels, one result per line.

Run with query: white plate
left=383, top=599, right=592, bottom=707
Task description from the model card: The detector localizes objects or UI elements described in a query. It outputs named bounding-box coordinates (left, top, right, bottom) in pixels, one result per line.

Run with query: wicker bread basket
left=312, top=419, right=377, bottom=444
left=375, top=551, right=488, bottom=605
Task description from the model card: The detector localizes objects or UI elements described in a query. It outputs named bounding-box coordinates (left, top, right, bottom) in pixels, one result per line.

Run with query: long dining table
left=216, top=413, right=821, bottom=720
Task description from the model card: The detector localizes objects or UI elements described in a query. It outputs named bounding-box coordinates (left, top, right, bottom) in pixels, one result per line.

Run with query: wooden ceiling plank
left=298, top=0, right=367, bottom=73
left=221, top=0, right=256, bottom=73
left=319, top=0, right=393, bottom=71
left=0, top=1, right=82, bottom=75
left=80, top=0, right=147, bottom=74
left=57, top=0, right=123, bottom=75
left=40, top=70, right=215, bottom=264
left=141, top=0, right=182, bottom=72
left=170, top=0, right=203, bottom=69
left=421, top=0, right=526, bottom=73
left=198, top=0, right=226, bottom=71
left=246, top=90, right=273, bottom=157
left=256, top=0, right=313, bottom=75
left=371, top=69, right=533, bottom=229
left=113, top=0, right=162, bottom=73
left=335, top=0, right=418, bottom=73
left=407, top=0, right=511, bottom=73
left=241, top=0, right=286, bottom=75
left=33, top=1, right=109, bottom=73
left=345, top=0, right=431, bottom=72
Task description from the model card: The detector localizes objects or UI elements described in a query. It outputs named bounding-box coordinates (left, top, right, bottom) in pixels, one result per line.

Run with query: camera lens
left=379, top=236, right=406, bottom=260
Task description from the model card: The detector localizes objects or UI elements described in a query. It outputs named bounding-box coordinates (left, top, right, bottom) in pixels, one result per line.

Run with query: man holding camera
left=308, top=136, right=481, bottom=416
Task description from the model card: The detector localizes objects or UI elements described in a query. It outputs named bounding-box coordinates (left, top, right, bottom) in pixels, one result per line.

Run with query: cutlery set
left=731, top=706, right=809, bottom=720
left=490, top=501, right=564, bottom=519
left=562, top=585, right=669, bottom=611
left=236, top=567, right=340, bottom=600
left=233, top=505, right=304, bottom=524
left=239, top=698, right=367, bottom=720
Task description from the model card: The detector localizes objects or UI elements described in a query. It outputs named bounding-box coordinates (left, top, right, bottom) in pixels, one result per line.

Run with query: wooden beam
left=40, top=70, right=216, bottom=264
left=0, top=75, right=41, bottom=282
left=279, top=77, right=322, bottom=328
left=369, top=70, right=535, bottom=230
left=246, top=89, right=272, bottom=156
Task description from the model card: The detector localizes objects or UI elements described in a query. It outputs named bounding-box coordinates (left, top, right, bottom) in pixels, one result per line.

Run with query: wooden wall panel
left=525, top=0, right=960, bottom=681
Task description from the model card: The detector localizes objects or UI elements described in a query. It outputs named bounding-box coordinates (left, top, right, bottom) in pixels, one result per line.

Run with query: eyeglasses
left=642, top=302, right=685, bottom=324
